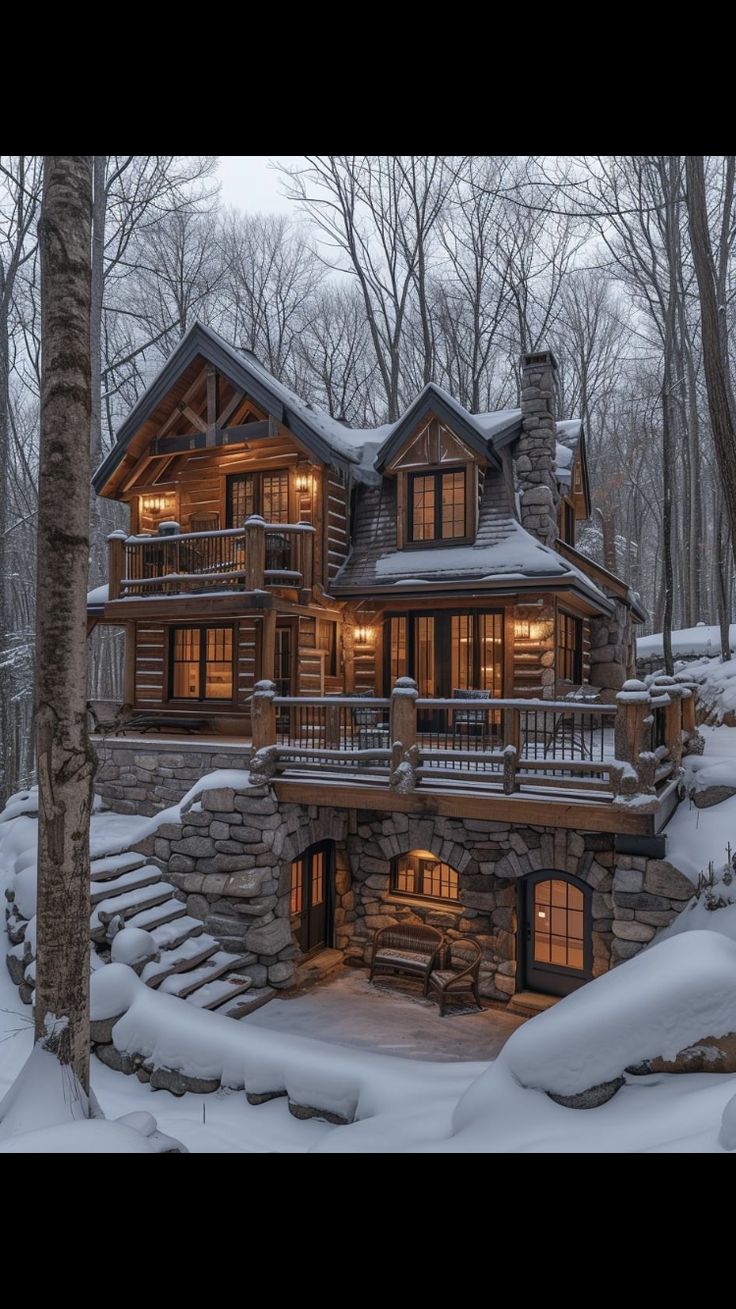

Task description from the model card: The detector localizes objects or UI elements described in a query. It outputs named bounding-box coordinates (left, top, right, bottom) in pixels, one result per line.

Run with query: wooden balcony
left=107, top=516, right=315, bottom=601
left=247, top=675, right=696, bottom=833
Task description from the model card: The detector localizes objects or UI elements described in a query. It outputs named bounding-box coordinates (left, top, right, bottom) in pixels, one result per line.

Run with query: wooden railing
left=248, top=675, right=694, bottom=806
left=107, top=516, right=315, bottom=600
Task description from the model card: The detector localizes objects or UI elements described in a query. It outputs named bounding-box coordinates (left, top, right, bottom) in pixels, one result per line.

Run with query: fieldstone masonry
left=106, top=766, right=699, bottom=1002
left=94, top=738, right=249, bottom=815
left=590, top=597, right=635, bottom=696
left=517, top=350, right=560, bottom=550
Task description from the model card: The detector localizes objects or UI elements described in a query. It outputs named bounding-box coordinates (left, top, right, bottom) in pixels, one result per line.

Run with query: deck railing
left=248, top=675, right=693, bottom=807
left=107, top=516, right=314, bottom=600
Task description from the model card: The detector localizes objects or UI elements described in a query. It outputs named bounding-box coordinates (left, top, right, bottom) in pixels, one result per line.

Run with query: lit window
left=409, top=469, right=466, bottom=543
left=170, top=626, right=233, bottom=701
left=392, top=850, right=459, bottom=903
left=227, top=470, right=289, bottom=526
left=557, top=613, right=582, bottom=684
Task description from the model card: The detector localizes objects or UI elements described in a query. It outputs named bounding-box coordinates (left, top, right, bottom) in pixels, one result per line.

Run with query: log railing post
left=107, top=530, right=127, bottom=601
left=651, top=673, right=685, bottom=769
left=299, top=522, right=314, bottom=593
left=245, top=515, right=266, bottom=590
left=251, top=679, right=277, bottom=751
left=614, top=679, right=652, bottom=765
left=503, top=705, right=521, bottom=758
left=390, top=676, right=418, bottom=774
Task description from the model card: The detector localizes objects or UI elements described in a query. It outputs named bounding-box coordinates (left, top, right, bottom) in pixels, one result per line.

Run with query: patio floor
left=244, top=965, right=525, bottom=1062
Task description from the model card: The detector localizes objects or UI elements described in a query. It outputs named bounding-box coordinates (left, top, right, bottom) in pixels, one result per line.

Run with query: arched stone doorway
left=521, top=869, right=593, bottom=996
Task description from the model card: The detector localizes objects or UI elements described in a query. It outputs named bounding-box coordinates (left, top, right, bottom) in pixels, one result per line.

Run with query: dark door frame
left=519, top=868, right=593, bottom=997
left=292, top=839, right=335, bottom=956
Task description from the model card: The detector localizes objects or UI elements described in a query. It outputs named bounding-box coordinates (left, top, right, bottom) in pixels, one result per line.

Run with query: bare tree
left=34, top=155, right=95, bottom=1092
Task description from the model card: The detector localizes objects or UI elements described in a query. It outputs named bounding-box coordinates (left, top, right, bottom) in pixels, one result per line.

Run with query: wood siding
left=134, top=623, right=166, bottom=704
left=237, top=617, right=259, bottom=709
left=325, top=470, right=349, bottom=586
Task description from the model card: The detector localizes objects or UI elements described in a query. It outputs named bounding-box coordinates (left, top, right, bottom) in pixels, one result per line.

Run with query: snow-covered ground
left=638, top=623, right=736, bottom=662
left=4, top=737, right=736, bottom=1152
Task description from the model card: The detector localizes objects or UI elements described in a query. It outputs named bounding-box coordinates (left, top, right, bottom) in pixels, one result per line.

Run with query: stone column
left=517, top=349, right=560, bottom=548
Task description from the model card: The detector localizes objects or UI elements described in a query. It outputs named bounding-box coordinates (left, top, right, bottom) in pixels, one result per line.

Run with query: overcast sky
left=217, top=156, right=303, bottom=213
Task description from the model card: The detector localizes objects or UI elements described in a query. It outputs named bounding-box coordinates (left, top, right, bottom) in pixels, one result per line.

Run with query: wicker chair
left=427, top=938, right=483, bottom=1016
left=369, top=923, right=444, bottom=995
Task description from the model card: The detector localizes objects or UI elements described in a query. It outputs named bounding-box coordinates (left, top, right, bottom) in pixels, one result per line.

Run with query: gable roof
left=92, top=321, right=379, bottom=492
left=374, top=384, right=511, bottom=471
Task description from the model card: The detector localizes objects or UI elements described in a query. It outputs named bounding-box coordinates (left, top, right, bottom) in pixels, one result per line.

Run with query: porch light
left=296, top=473, right=312, bottom=492
left=355, top=625, right=373, bottom=645
left=141, top=493, right=175, bottom=515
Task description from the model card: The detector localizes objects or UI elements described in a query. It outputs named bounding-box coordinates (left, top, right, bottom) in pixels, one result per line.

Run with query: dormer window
left=408, top=467, right=467, bottom=543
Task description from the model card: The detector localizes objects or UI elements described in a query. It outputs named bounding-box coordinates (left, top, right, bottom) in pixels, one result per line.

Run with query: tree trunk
left=686, top=156, right=736, bottom=569
left=33, top=156, right=95, bottom=1093
left=88, top=155, right=106, bottom=586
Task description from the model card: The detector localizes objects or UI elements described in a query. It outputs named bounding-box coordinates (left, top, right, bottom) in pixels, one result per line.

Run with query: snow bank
left=0, top=1120, right=156, bottom=1153
left=673, top=655, right=736, bottom=724
left=495, top=932, right=736, bottom=1096
left=638, top=624, right=736, bottom=662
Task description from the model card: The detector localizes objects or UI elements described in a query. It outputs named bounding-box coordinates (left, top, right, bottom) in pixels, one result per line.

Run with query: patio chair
left=369, top=923, right=443, bottom=995
left=452, top=688, right=493, bottom=744
left=427, top=938, right=483, bottom=1016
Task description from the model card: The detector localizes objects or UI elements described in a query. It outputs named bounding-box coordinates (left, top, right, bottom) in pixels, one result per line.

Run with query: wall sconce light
left=355, top=625, right=373, bottom=645
left=296, top=473, right=312, bottom=493
left=141, top=494, right=175, bottom=515
left=514, top=619, right=531, bottom=639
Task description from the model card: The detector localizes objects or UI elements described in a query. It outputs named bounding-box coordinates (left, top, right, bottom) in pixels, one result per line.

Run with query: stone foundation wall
left=115, top=773, right=696, bottom=1001
left=590, top=598, right=635, bottom=696
left=93, top=738, right=250, bottom=815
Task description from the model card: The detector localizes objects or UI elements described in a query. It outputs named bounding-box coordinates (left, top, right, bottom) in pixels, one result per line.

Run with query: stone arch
left=275, top=806, right=351, bottom=960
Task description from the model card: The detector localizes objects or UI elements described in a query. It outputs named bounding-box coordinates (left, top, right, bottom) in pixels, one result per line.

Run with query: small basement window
left=392, top=850, right=460, bottom=903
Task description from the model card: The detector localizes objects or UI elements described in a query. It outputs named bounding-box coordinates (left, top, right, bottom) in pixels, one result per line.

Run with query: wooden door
left=523, top=871, right=592, bottom=997
left=290, top=841, right=333, bottom=955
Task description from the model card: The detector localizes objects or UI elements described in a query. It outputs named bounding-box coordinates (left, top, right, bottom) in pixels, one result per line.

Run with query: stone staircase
left=6, top=848, right=274, bottom=1021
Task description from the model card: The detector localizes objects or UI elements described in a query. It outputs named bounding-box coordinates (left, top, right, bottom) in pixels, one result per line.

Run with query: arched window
left=392, top=850, right=459, bottom=903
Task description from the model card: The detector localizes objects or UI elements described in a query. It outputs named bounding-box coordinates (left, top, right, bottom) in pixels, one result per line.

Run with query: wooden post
left=614, top=680, right=652, bottom=765
left=680, top=682, right=697, bottom=734
left=251, top=679, right=277, bottom=751
left=503, top=705, right=521, bottom=757
left=390, top=676, right=418, bottom=757
left=245, top=515, right=266, bottom=590
left=261, top=607, right=277, bottom=683
left=107, top=530, right=127, bottom=601
left=300, top=523, right=314, bottom=593
left=325, top=699, right=340, bottom=748
left=650, top=674, right=685, bottom=768
left=124, top=624, right=136, bottom=707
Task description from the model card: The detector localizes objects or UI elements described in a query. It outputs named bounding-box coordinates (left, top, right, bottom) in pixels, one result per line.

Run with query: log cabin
left=88, top=324, right=697, bottom=1005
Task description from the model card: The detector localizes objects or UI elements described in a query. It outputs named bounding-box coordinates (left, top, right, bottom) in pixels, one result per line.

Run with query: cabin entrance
left=522, top=870, right=592, bottom=996
left=289, top=841, right=334, bottom=955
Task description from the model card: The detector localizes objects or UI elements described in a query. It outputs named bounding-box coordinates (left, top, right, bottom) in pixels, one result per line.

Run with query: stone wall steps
left=140, top=936, right=220, bottom=988
left=184, top=973, right=253, bottom=1010
left=159, top=950, right=251, bottom=999
left=90, top=864, right=163, bottom=906
left=216, top=985, right=276, bottom=1018
left=94, top=881, right=178, bottom=928
left=149, top=915, right=205, bottom=951
left=89, top=851, right=147, bottom=881
left=126, top=897, right=187, bottom=933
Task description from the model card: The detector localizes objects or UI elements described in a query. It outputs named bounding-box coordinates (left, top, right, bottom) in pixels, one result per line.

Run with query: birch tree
left=33, top=155, right=95, bottom=1092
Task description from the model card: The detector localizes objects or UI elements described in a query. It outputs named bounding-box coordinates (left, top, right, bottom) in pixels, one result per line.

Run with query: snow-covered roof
left=93, top=321, right=586, bottom=492
left=87, top=584, right=109, bottom=610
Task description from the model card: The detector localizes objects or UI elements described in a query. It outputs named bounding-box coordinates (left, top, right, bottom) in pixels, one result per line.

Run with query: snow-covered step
left=141, top=936, right=220, bottom=988
left=215, top=986, right=275, bottom=1019
left=95, top=881, right=177, bottom=927
left=126, top=898, right=187, bottom=933
left=149, top=915, right=205, bottom=952
left=159, top=951, right=250, bottom=999
left=184, top=973, right=253, bottom=1010
left=89, top=851, right=147, bottom=881
left=90, top=865, right=162, bottom=906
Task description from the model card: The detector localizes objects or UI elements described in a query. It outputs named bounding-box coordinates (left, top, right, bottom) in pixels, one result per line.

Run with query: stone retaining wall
left=93, top=737, right=250, bottom=815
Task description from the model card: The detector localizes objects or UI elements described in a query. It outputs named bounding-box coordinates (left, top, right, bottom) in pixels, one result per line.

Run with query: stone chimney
left=517, top=349, right=560, bottom=548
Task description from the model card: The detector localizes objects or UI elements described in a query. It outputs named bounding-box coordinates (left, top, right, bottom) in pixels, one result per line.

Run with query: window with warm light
left=557, top=612, right=582, bottom=684
left=533, top=878, right=584, bottom=970
left=170, top=626, right=233, bottom=701
left=227, top=470, right=289, bottom=526
left=408, top=468, right=466, bottom=543
left=392, top=851, right=460, bottom=903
